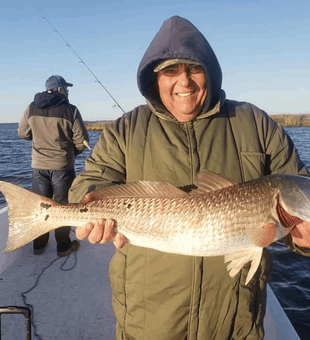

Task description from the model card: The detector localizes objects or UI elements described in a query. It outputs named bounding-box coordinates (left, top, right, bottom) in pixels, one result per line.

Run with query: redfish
left=1, top=171, right=310, bottom=284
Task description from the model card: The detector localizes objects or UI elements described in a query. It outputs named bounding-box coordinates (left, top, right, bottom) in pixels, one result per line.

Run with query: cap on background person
left=45, top=75, right=73, bottom=91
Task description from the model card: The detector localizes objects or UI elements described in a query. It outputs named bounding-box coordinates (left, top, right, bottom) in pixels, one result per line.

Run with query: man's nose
left=177, top=69, right=191, bottom=86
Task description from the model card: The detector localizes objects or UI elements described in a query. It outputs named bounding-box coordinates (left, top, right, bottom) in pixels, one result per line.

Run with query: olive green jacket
left=69, top=96, right=308, bottom=340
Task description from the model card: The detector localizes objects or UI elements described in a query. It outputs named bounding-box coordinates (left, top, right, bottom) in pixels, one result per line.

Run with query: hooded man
left=18, top=75, right=89, bottom=257
left=69, top=17, right=310, bottom=339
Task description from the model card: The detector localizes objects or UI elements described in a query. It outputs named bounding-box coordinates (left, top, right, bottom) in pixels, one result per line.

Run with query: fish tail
left=0, top=181, right=60, bottom=252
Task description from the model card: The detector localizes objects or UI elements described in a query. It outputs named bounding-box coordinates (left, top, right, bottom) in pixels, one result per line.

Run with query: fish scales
left=91, top=184, right=276, bottom=255
left=1, top=171, right=310, bottom=285
left=2, top=179, right=278, bottom=254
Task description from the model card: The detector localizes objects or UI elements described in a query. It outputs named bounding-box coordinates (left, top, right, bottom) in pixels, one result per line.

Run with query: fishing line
left=32, top=5, right=126, bottom=115
left=21, top=250, right=78, bottom=340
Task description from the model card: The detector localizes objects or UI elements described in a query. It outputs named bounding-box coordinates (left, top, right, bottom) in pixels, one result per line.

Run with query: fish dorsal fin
left=191, top=171, right=236, bottom=195
left=80, top=180, right=188, bottom=203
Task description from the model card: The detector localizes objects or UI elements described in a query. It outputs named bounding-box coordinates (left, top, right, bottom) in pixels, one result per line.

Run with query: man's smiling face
left=157, top=63, right=207, bottom=122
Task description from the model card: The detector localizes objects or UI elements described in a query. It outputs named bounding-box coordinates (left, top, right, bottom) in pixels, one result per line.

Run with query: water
left=0, top=123, right=310, bottom=339
left=268, top=126, right=310, bottom=340
left=0, top=123, right=101, bottom=208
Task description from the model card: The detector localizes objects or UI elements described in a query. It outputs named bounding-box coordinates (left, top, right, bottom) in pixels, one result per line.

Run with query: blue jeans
left=32, top=169, right=76, bottom=252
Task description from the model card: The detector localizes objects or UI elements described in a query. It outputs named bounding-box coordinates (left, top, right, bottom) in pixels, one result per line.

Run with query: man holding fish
left=1, top=15, right=309, bottom=340
left=67, top=16, right=310, bottom=339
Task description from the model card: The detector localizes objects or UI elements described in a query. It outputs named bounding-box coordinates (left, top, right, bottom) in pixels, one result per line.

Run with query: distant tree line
left=270, top=114, right=310, bottom=127
left=84, top=121, right=114, bottom=131
left=84, top=115, right=310, bottom=131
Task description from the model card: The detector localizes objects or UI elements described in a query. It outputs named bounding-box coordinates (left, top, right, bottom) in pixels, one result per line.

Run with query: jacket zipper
left=185, top=122, right=194, bottom=185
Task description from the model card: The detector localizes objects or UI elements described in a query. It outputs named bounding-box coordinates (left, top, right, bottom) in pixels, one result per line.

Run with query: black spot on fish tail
left=45, top=214, right=49, bottom=221
left=80, top=207, right=88, bottom=213
left=126, top=203, right=132, bottom=209
left=41, top=203, right=52, bottom=209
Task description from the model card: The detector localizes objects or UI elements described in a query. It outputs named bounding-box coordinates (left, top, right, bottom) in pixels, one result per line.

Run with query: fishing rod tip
left=83, top=141, right=92, bottom=151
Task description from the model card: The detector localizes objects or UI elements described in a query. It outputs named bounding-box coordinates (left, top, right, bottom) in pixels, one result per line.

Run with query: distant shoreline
left=84, top=114, right=310, bottom=130
left=2, top=114, right=310, bottom=130
left=84, top=121, right=114, bottom=131
left=269, top=114, right=310, bottom=127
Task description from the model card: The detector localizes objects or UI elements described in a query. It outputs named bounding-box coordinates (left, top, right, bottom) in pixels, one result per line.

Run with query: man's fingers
left=76, top=222, right=94, bottom=240
left=88, top=219, right=105, bottom=244
left=103, top=219, right=115, bottom=240
left=83, top=193, right=94, bottom=203
left=113, top=233, right=126, bottom=249
left=100, top=219, right=126, bottom=248
left=76, top=218, right=126, bottom=248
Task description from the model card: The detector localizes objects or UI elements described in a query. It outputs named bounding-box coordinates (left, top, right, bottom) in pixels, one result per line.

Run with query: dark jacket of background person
left=69, top=16, right=309, bottom=339
left=18, top=90, right=89, bottom=170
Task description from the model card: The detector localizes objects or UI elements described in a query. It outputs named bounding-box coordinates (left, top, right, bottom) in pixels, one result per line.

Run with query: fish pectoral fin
left=291, top=221, right=310, bottom=247
left=224, top=247, right=263, bottom=285
left=246, top=222, right=277, bottom=247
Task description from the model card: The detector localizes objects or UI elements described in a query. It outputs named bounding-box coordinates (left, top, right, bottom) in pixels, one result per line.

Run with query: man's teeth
left=177, top=92, right=194, bottom=97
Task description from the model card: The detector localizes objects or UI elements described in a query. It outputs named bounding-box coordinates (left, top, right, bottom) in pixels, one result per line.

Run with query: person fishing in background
left=18, top=75, right=89, bottom=257
left=69, top=16, right=310, bottom=339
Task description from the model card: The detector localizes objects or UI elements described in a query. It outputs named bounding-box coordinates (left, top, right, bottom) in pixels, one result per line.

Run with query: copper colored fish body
left=1, top=171, right=310, bottom=284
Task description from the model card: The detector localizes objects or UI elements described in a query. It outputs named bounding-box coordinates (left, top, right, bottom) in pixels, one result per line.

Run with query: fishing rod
left=32, top=5, right=126, bottom=114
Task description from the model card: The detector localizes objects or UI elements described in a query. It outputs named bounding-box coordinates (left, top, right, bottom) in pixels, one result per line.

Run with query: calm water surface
left=0, top=123, right=310, bottom=339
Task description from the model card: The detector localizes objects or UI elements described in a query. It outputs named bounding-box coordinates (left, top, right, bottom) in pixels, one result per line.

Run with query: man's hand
left=291, top=221, right=310, bottom=248
left=76, top=192, right=126, bottom=249
left=76, top=218, right=126, bottom=249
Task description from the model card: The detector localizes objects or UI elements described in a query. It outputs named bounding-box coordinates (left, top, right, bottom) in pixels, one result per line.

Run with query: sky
left=0, top=0, right=309, bottom=123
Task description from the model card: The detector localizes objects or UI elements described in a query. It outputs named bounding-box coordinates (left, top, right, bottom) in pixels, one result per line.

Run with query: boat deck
left=0, top=208, right=300, bottom=339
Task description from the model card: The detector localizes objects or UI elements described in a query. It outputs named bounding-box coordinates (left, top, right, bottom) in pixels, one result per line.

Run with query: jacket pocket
left=240, top=151, right=266, bottom=181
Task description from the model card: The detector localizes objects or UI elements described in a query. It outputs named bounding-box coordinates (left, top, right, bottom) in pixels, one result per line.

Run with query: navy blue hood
left=33, top=91, right=68, bottom=110
left=137, top=16, right=222, bottom=114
